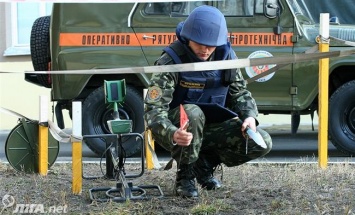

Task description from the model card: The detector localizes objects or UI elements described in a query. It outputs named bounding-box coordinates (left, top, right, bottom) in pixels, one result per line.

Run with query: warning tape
left=330, top=36, right=355, bottom=47
left=0, top=48, right=352, bottom=75
left=247, top=37, right=355, bottom=84
left=1, top=37, right=354, bottom=85
left=48, top=120, right=83, bottom=143
left=0, top=106, right=81, bottom=143
left=0, top=107, right=32, bottom=121
left=1, top=106, right=161, bottom=169
left=246, top=45, right=319, bottom=84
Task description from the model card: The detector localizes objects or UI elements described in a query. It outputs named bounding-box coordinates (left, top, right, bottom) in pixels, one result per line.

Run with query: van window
left=144, top=3, right=170, bottom=15
left=216, top=0, right=255, bottom=16
left=144, top=2, right=208, bottom=16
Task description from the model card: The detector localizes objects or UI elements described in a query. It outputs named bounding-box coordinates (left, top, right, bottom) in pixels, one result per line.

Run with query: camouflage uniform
left=144, top=53, right=272, bottom=167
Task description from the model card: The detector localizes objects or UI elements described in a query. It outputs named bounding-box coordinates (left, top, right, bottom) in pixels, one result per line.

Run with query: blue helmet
left=180, top=5, right=228, bottom=47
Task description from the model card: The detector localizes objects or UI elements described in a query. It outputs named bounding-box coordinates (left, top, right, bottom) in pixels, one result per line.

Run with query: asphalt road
left=1, top=125, right=353, bottom=165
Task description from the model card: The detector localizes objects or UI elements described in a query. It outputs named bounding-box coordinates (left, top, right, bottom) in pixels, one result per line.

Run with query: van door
left=214, top=0, right=295, bottom=113
left=131, top=0, right=295, bottom=113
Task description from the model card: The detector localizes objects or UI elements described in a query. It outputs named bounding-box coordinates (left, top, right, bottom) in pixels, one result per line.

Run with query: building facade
left=0, top=2, right=52, bottom=130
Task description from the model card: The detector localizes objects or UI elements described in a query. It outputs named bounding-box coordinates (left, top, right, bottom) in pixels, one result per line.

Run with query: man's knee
left=183, top=104, right=206, bottom=127
left=257, top=128, right=272, bottom=155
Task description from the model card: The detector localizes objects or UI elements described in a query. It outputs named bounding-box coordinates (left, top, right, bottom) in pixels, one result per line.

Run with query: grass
left=0, top=161, right=354, bottom=214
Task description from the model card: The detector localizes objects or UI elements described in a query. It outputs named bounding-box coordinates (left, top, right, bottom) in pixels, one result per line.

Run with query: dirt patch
left=0, top=161, right=354, bottom=214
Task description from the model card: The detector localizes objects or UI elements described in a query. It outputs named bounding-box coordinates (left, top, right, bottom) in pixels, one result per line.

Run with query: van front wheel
left=329, top=80, right=355, bottom=156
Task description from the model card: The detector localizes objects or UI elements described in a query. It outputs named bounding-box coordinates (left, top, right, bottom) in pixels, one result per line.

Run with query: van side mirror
left=330, top=16, right=340, bottom=25
left=264, top=0, right=279, bottom=18
left=264, top=0, right=282, bottom=34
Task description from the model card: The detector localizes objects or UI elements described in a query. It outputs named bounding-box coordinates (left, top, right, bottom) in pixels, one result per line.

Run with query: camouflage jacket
left=144, top=49, right=258, bottom=144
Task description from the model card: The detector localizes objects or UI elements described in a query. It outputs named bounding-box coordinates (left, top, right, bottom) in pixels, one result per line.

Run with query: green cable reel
left=5, top=118, right=59, bottom=173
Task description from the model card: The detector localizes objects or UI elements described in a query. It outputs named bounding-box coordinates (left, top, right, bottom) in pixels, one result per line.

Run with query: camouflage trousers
left=158, top=104, right=272, bottom=167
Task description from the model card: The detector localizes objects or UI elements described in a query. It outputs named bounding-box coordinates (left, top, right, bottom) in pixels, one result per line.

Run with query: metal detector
left=86, top=80, right=163, bottom=202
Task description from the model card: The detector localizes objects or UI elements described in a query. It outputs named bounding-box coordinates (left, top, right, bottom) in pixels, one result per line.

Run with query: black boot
left=175, top=164, right=198, bottom=198
left=193, top=154, right=222, bottom=190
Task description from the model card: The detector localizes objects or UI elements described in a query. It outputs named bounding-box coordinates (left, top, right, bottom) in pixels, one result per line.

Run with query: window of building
left=4, top=2, right=53, bottom=56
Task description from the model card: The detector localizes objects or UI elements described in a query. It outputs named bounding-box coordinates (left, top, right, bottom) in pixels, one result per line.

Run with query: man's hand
left=241, top=117, right=257, bottom=133
left=173, top=129, right=193, bottom=146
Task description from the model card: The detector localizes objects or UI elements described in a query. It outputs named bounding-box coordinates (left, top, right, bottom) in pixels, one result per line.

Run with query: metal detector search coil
left=107, top=119, right=132, bottom=134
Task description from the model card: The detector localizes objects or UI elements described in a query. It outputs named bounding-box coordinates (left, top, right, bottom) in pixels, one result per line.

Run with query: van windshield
left=286, top=0, right=314, bottom=25
left=286, top=0, right=355, bottom=42
left=287, top=0, right=354, bottom=25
